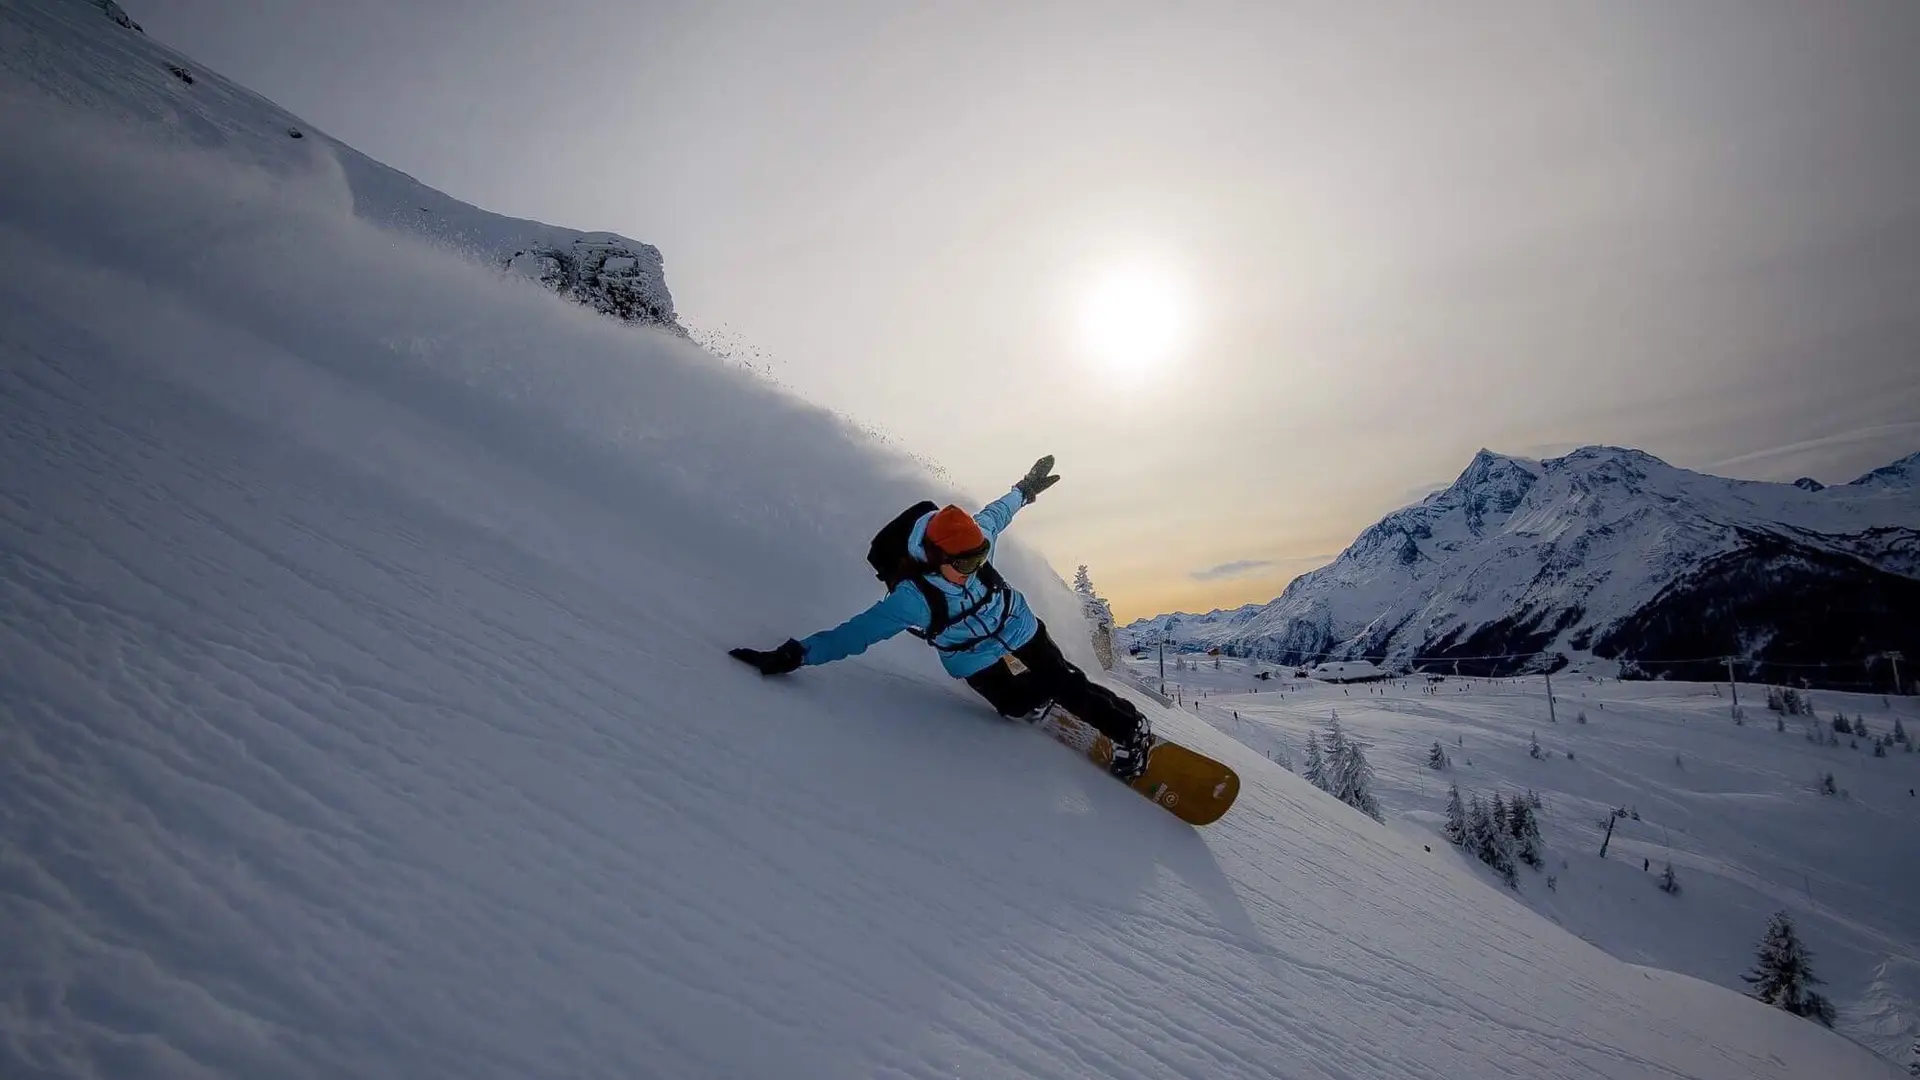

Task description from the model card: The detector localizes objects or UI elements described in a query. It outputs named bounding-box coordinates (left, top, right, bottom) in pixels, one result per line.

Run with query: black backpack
left=865, top=501, right=1008, bottom=648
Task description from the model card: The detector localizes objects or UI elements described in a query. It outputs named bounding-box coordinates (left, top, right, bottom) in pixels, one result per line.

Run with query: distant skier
left=729, top=455, right=1156, bottom=779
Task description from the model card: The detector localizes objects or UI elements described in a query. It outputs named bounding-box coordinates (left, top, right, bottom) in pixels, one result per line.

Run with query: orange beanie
left=925, top=505, right=986, bottom=556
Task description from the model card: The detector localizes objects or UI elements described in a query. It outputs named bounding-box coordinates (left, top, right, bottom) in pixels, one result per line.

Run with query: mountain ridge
left=17, top=0, right=683, bottom=334
left=1127, top=445, right=1920, bottom=686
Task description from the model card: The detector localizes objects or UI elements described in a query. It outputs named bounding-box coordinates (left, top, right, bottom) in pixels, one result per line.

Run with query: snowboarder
left=729, top=456, right=1156, bottom=780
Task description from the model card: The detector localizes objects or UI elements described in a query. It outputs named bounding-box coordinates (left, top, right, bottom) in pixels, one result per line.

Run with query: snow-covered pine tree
left=1071, top=565, right=1114, bottom=628
left=1466, top=794, right=1491, bottom=855
left=1332, top=732, right=1382, bottom=821
left=1427, top=741, right=1449, bottom=770
left=1071, top=564, right=1117, bottom=669
left=1316, top=713, right=1348, bottom=796
left=1302, top=732, right=1325, bottom=789
left=1470, top=795, right=1517, bottom=886
left=1508, top=798, right=1543, bottom=868
left=1657, top=862, right=1680, bottom=894
left=1489, top=830, right=1518, bottom=888
left=1491, top=793, right=1510, bottom=837
left=1529, top=730, right=1542, bottom=759
left=1742, top=911, right=1834, bottom=1025
left=1895, top=716, right=1908, bottom=743
left=1443, top=784, right=1466, bottom=846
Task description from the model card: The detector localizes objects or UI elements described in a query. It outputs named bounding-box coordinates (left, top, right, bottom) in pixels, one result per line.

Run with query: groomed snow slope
left=1129, top=658, right=1920, bottom=1064
left=0, top=17, right=1900, bottom=1080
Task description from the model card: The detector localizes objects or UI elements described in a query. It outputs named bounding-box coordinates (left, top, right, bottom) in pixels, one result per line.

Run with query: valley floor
left=1124, top=654, right=1920, bottom=1063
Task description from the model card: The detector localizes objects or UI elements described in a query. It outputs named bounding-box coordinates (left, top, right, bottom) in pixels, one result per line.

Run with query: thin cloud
left=1709, top=423, right=1920, bottom=475
left=1190, top=559, right=1274, bottom=581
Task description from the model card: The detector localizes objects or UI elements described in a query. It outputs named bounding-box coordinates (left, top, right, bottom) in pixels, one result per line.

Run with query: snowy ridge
left=1848, top=451, right=1920, bottom=492
left=0, top=4, right=1903, bottom=1077
left=5, top=0, right=681, bottom=332
left=1127, top=446, right=1920, bottom=685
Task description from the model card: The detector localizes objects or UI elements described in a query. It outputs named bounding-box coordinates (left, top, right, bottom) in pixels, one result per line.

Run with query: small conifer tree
left=1302, top=733, right=1325, bottom=788
left=1330, top=726, right=1382, bottom=822
left=1657, top=862, right=1680, bottom=894
left=1469, top=795, right=1517, bottom=886
left=1529, top=731, right=1542, bottom=759
left=1428, top=741, right=1449, bottom=770
left=1443, top=784, right=1466, bottom=846
left=1742, top=912, right=1834, bottom=1026
left=1509, top=798, right=1543, bottom=868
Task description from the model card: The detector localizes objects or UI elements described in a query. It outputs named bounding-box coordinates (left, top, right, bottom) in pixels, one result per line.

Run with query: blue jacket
left=799, top=489, right=1039, bottom=678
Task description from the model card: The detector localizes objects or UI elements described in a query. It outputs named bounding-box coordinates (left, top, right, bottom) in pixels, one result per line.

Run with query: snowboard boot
left=1106, top=721, right=1154, bottom=781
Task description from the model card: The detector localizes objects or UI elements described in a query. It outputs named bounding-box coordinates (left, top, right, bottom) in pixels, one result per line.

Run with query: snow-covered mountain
left=2, top=4, right=1906, bottom=1077
left=1127, top=446, right=1920, bottom=686
left=10, top=0, right=681, bottom=333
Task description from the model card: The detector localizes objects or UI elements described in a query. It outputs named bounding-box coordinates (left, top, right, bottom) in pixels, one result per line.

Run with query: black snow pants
left=963, top=621, right=1147, bottom=743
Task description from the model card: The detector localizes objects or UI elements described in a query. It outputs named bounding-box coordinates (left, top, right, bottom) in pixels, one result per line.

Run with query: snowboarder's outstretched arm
left=797, top=585, right=933, bottom=666
left=976, top=455, right=1059, bottom=537
left=972, top=488, right=1027, bottom=540
left=730, top=585, right=935, bottom=675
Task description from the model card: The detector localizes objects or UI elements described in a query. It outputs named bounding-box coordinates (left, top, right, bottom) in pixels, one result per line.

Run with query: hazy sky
left=131, top=0, right=1920, bottom=621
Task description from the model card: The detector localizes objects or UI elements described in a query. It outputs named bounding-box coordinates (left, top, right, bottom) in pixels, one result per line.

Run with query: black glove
left=1015, top=454, right=1060, bottom=504
left=729, top=639, right=806, bottom=676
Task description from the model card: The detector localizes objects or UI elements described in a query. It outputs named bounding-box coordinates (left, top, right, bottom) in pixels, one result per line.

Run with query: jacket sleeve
left=798, top=584, right=933, bottom=666
left=973, top=487, right=1027, bottom=540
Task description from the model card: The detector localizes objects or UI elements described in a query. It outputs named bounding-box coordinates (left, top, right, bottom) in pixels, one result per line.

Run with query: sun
left=1076, top=263, right=1190, bottom=375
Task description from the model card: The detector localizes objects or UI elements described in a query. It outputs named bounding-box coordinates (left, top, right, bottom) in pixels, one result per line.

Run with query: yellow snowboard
left=1031, top=705, right=1240, bottom=826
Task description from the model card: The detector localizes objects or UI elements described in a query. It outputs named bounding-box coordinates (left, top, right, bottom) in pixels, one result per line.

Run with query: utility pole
left=1891, top=651, right=1906, bottom=695
left=1158, top=637, right=1167, bottom=697
left=1543, top=668, right=1557, bottom=724
left=1724, top=657, right=1741, bottom=719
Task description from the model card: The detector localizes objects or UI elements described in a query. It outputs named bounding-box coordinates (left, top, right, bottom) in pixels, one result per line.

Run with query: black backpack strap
left=906, top=575, right=951, bottom=640
left=918, top=565, right=1015, bottom=654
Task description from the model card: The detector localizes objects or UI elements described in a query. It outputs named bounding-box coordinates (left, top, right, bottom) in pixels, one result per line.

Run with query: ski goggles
left=944, top=545, right=990, bottom=575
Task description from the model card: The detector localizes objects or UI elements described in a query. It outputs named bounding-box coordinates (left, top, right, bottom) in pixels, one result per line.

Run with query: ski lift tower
left=1158, top=636, right=1166, bottom=697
